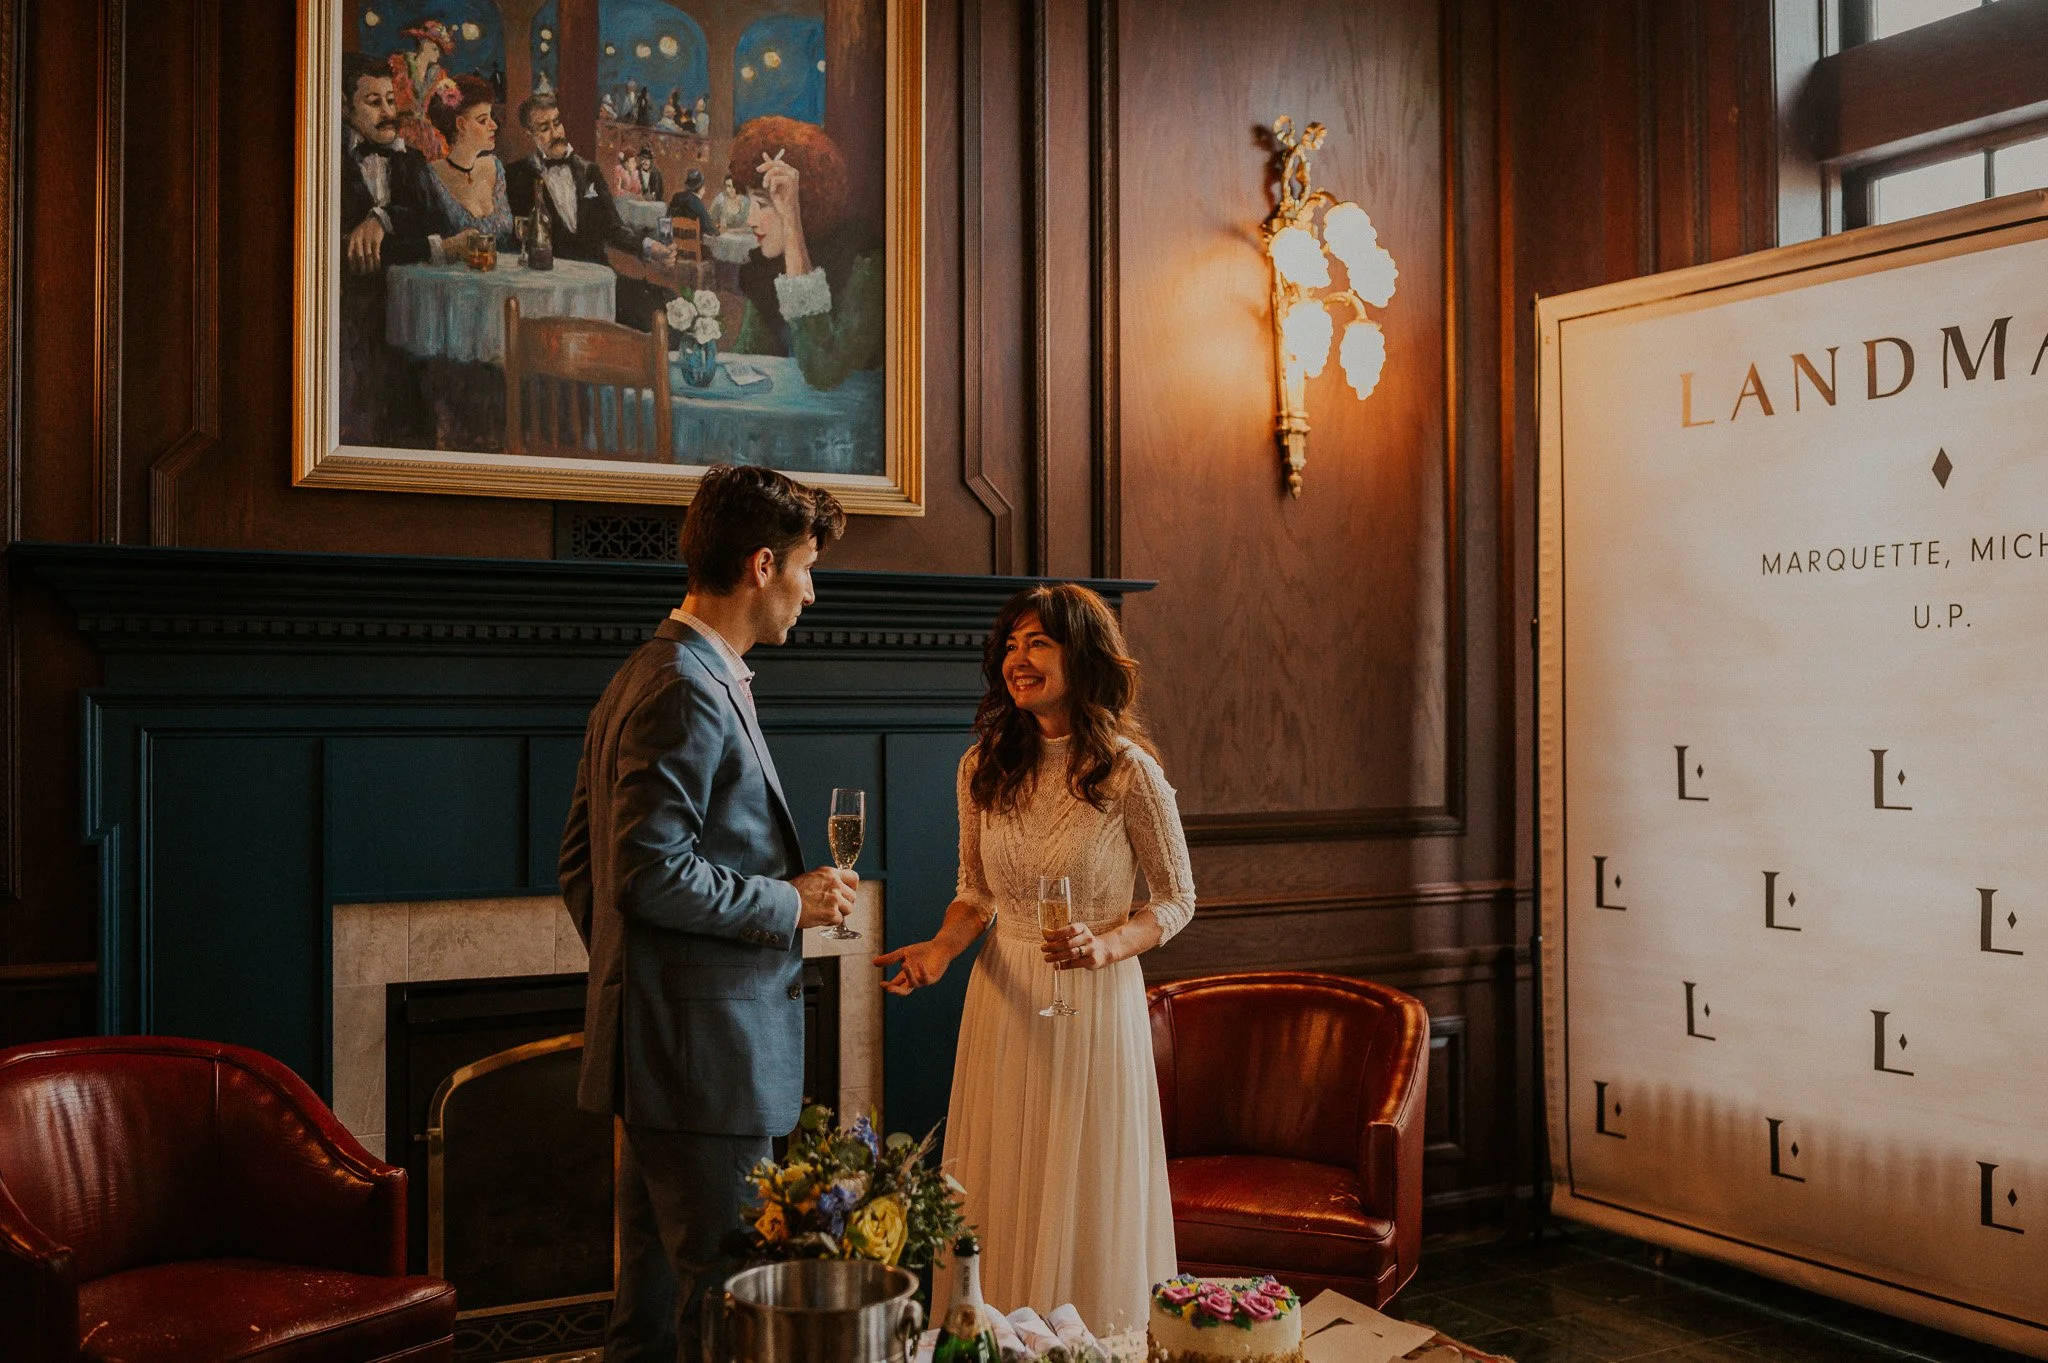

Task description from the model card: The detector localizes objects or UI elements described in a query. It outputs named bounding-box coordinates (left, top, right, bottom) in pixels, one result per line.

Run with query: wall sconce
left=1262, top=117, right=1397, bottom=497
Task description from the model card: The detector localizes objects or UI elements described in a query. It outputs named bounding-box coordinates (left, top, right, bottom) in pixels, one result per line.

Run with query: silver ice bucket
left=703, top=1258, right=924, bottom=1363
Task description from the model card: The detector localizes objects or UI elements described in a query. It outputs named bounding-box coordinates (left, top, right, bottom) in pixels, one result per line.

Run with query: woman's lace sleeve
left=1120, top=746, right=1196, bottom=943
left=955, top=748, right=997, bottom=925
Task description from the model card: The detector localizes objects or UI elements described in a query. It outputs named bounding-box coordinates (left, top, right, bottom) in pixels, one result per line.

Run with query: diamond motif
left=2010, top=1189, right=2020, bottom=1207
left=2010, top=912, right=2019, bottom=929
left=1933, top=449, right=1953, bottom=488
left=1696, top=765, right=1704, bottom=778
left=1703, top=1004, right=1711, bottom=1017
left=1614, top=876, right=1623, bottom=889
left=1790, top=1142, right=1799, bottom=1157
left=1787, top=892, right=1796, bottom=907
left=1897, top=770, right=1907, bottom=785
left=1614, top=1102, right=1623, bottom=1116
left=1899, top=1034, right=1909, bottom=1050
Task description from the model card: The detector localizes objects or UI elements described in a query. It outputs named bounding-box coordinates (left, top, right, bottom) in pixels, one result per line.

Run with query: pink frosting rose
left=1237, top=1291, right=1279, bottom=1322
left=1196, top=1286, right=1235, bottom=1320
left=1157, top=1282, right=1198, bottom=1307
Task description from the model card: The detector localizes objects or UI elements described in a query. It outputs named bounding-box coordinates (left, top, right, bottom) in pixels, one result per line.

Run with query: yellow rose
left=755, top=1203, right=789, bottom=1242
left=846, top=1196, right=907, bottom=1265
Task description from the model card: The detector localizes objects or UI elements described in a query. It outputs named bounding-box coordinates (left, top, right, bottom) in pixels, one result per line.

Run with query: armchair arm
left=216, top=1050, right=408, bottom=1276
left=0, top=1177, right=78, bottom=1363
left=1356, top=996, right=1429, bottom=1290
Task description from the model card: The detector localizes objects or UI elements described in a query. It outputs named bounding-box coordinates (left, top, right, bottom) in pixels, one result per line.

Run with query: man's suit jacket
left=559, top=618, right=808, bottom=1135
left=340, top=135, right=435, bottom=271
left=507, top=151, right=642, bottom=265
left=640, top=166, right=666, bottom=201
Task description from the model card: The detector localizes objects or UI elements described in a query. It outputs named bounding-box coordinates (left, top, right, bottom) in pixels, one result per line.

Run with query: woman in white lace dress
left=874, top=583, right=1195, bottom=1334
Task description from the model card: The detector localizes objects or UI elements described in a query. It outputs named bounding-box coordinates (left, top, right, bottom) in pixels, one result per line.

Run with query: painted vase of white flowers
left=666, top=289, right=724, bottom=388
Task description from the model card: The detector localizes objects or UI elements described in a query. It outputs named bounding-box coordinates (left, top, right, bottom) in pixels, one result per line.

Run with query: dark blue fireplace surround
left=20, top=543, right=1149, bottom=1140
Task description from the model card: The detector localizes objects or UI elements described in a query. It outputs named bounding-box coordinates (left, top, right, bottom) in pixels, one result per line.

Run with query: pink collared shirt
left=669, top=608, right=756, bottom=706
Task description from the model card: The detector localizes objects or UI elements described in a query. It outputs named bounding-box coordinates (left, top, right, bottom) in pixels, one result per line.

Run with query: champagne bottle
left=932, top=1233, right=1001, bottom=1363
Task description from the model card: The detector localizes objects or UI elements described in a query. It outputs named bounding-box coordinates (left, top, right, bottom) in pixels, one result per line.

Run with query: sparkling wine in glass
left=822, top=788, right=864, bottom=940
left=1038, top=876, right=1077, bottom=1018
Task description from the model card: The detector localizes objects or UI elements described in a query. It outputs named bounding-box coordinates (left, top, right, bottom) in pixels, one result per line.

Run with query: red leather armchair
left=0, top=1036, right=456, bottom=1363
left=1148, top=972, right=1429, bottom=1307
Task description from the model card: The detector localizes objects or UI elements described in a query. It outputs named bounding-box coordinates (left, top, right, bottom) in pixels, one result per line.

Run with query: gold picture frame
left=293, top=0, right=923, bottom=514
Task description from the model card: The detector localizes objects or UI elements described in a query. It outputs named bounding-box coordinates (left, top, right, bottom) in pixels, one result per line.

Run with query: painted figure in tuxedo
left=338, top=50, right=435, bottom=447
left=506, top=94, right=678, bottom=328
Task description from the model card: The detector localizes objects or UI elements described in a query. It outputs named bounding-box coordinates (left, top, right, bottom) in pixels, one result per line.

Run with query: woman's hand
left=874, top=940, right=953, bottom=995
left=756, top=149, right=812, bottom=276
left=1043, top=922, right=1116, bottom=971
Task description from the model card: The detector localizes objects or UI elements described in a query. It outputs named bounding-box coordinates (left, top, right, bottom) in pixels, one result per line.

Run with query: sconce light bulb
left=1340, top=320, right=1387, bottom=399
left=1349, top=242, right=1400, bottom=309
left=1269, top=227, right=1331, bottom=289
left=1321, top=202, right=1378, bottom=268
left=1283, top=302, right=1335, bottom=379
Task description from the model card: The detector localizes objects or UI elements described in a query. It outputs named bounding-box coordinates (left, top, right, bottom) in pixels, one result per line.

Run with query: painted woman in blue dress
left=417, top=74, right=516, bottom=452
left=422, top=74, right=515, bottom=254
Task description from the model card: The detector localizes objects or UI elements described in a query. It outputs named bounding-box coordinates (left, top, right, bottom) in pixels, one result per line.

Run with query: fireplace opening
left=388, top=961, right=842, bottom=1361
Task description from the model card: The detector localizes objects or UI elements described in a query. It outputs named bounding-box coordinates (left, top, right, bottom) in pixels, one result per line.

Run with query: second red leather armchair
left=1148, top=971, right=1429, bottom=1307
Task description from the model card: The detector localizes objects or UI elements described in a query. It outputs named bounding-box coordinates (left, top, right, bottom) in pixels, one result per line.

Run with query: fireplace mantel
left=18, top=542, right=1150, bottom=1137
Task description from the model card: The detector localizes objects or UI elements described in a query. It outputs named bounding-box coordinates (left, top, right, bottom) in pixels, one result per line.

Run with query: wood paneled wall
left=0, top=0, right=1781, bottom=1231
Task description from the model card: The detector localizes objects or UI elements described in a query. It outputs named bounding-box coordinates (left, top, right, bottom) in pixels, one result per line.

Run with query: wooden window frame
left=1778, top=0, right=2048, bottom=238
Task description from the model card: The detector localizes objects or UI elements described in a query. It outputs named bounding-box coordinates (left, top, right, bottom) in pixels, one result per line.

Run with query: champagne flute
left=822, top=788, right=864, bottom=940
left=1037, top=876, right=1077, bottom=1018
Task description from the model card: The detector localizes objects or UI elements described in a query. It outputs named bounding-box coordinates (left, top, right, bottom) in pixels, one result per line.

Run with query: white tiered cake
left=1146, top=1277, right=1304, bottom=1363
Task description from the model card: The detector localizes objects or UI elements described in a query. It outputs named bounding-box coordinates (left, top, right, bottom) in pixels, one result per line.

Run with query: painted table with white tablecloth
left=386, top=259, right=615, bottom=364
left=669, top=353, right=883, bottom=476
left=616, top=197, right=668, bottom=232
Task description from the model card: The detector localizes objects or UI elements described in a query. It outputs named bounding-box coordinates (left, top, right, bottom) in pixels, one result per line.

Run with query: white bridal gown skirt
left=941, top=923, right=1178, bottom=1335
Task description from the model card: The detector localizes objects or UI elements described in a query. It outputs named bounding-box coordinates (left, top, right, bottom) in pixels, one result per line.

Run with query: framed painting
left=293, top=0, right=924, bottom=514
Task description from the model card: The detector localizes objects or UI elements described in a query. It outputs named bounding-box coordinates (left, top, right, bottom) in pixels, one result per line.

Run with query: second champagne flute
left=1037, top=876, right=1077, bottom=1018
left=822, top=788, right=864, bottom=940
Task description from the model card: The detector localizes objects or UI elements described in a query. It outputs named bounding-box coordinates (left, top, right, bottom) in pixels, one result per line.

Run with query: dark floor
left=1390, top=1221, right=2034, bottom=1363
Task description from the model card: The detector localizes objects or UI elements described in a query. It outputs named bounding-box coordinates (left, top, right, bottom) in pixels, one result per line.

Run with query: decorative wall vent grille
left=553, top=505, right=685, bottom=563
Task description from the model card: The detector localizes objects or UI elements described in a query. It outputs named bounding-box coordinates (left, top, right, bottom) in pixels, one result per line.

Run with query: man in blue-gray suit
left=560, top=465, right=855, bottom=1363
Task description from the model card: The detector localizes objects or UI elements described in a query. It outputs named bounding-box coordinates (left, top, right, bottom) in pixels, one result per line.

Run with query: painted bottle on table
left=932, top=1233, right=1001, bottom=1363
left=526, top=206, right=553, bottom=271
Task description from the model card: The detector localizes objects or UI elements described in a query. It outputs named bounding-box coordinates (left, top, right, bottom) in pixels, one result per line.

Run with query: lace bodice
left=955, top=736, right=1196, bottom=945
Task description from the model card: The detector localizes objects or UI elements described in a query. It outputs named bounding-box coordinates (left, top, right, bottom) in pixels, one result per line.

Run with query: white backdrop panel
left=1538, top=193, right=2048, bottom=1358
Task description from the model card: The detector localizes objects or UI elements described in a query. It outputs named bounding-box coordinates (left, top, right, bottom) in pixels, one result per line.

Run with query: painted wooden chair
left=503, top=297, right=673, bottom=461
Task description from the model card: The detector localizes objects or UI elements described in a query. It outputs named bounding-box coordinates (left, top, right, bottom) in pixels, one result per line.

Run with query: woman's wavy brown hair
left=968, top=584, right=1157, bottom=815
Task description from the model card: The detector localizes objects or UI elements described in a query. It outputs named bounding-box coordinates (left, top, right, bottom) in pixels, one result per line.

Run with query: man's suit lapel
left=663, top=619, right=803, bottom=863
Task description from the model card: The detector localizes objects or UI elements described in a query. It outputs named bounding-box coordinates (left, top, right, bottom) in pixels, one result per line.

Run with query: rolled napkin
left=1006, top=1307, right=1068, bottom=1363
left=1046, top=1304, right=1108, bottom=1363
left=990, top=1309, right=1031, bottom=1363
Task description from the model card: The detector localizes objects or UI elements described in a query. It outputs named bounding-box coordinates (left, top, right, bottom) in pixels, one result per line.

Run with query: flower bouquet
left=665, top=290, right=724, bottom=388
left=734, top=1103, right=970, bottom=1282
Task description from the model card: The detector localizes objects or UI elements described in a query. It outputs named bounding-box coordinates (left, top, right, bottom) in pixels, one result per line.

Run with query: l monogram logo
left=1871, top=1010, right=1915, bottom=1076
left=1981, top=1162, right=2024, bottom=1234
left=1980, top=888, right=2023, bottom=956
left=1594, top=1080, right=1626, bottom=1139
left=1684, top=981, right=1717, bottom=1040
left=1763, top=871, right=1802, bottom=932
left=1593, top=856, right=1628, bottom=911
left=1768, top=1118, right=1806, bottom=1182
left=1676, top=746, right=1709, bottom=801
